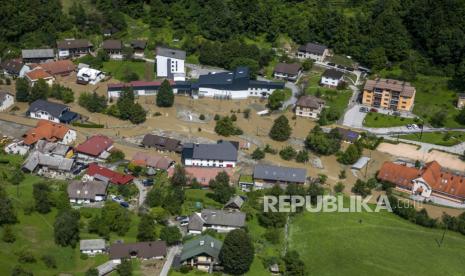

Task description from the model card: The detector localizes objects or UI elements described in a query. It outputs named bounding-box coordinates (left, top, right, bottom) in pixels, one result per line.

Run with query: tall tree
left=170, top=164, right=187, bottom=187
left=156, top=79, right=174, bottom=107
left=269, top=115, right=292, bottom=141
left=137, top=214, right=156, bottom=241
left=32, top=182, right=51, bottom=214
left=28, top=79, right=49, bottom=103
left=54, top=209, right=80, bottom=247
left=219, top=229, right=254, bottom=275
left=160, top=226, right=182, bottom=245
left=209, top=172, right=235, bottom=204
left=15, top=78, right=30, bottom=102
left=0, top=185, right=17, bottom=225
left=101, top=201, right=131, bottom=235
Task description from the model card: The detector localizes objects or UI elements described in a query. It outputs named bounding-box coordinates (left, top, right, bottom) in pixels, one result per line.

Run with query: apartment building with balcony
left=362, top=78, right=416, bottom=111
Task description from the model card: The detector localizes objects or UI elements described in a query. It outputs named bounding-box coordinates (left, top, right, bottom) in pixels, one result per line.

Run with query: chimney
left=211, top=242, right=214, bottom=248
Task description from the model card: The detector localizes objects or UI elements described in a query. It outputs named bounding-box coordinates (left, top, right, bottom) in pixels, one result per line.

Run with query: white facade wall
left=297, top=49, right=328, bottom=62
left=62, top=129, right=77, bottom=145
left=205, top=225, right=239, bottom=233
left=184, top=158, right=236, bottom=168
left=29, top=111, right=60, bottom=123
left=81, top=249, right=105, bottom=255
left=295, top=106, right=321, bottom=119
left=156, top=55, right=185, bottom=80
left=321, top=76, right=341, bottom=87
left=198, top=87, right=276, bottom=99
left=0, top=94, right=14, bottom=111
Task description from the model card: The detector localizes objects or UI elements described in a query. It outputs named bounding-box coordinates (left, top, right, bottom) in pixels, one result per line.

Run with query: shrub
left=17, top=250, right=36, bottom=263
left=5, top=78, right=11, bottom=85
left=279, top=146, right=297, bottom=160
left=154, top=112, right=162, bottom=116
left=251, top=148, right=265, bottom=160
left=199, top=114, right=205, bottom=120
left=230, top=114, right=237, bottom=121
left=243, top=109, right=251, bottom=119
left=41, top=254, right=57, bottom=268
left=214, top=114, right=220, bottom=121
left=72, top=122, right=104, bottom=128
left=334, top=182, right=345, bottom=193
left=80, top=253, right=88, bottom=260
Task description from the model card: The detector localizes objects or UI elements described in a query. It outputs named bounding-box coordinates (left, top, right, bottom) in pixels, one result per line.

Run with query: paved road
left=381, top=135, right=465, bottom=155
left=133, top=179, right=148, bottom=207
left=283, top=81, right=300, bottom=109
left=160, top=245, right=182, bottom=276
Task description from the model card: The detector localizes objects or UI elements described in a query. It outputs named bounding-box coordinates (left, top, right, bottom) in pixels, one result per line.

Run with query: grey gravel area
left=0, top=119, right=32, bottom=139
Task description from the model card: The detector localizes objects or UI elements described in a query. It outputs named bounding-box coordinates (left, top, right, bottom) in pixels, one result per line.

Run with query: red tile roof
left=76, top=135, right=113, bottom=157
left=378, top=161, right=465, bottom=199
left=23, top=120, right=71, bottom=145
left=25, top=68, right=53, bottom=81
left=86, top=163, right=134, bottom=185
left=131, top=152, right=174, bottom=170
left=39, top=60, right=75, bottom=76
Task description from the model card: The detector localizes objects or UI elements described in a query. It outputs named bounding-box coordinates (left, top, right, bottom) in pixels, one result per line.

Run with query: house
left=193, top=67, right=284, bottom=99
left=320, top=69, right=344, bottom=88
left=253, top=164, right=307, bottom=189
left=75, top=135, right=113, bottom=162
left=109, top=241, right=167, bottom=262
left=182, top=140, right=238, bottom=168
left=107, top=80, right=191, bottom=98
left=102, top=27, right=118, bottom=37
left=457, top=93, right=465, bottom=109
left=362, top=78, right=416, bottom=111
left=156, top=47, right=186, bottom=81
left=179, top=235, right=223, bottom=272
left=27, top=100, right=78, bottom=123
left=35, top=140, right=73, bottom=157
left=68, top=180, right=109, bottom=204
left=297, top=42, right=329, bottom=61
left=22, top=120, right=76, bottom=146
left=0, top=59, right=28, bottom=77
left=168, top=167, right=233, bottom=187
left=188, top=209, right=246, bottom=234
left=85, top=163, right=134, bottom=185
left=273, top=63, right=302, bottom=81
left=96, top=260, right=119, bottom=276
left=224, top=195, right=244, bottom=210
left=103, top=40, right=123, bottom=60
left=0, top=92, right=14, bottom=112
left=22, top=150, right=75, bottom=179
left=131, top=152, right=174, bottom=171
left=80, top=239, right=106, bottom=255
left=57, top=39, right=93, bottom=59
left=335, top=127, right=360, bottom=143
left=21, top=49, right=55, bottom=63
left=38, top=60, right=76, bottom=76
left=131, top=40, right=147, bottom=59
left=25, top=68, right=55, bottom=86
left=141, top=134, right=183, bottom=153
left=295, top=95, right=325, bottom=119
left=378, top=161, right=465, bottom=204
left=77, top=67, right=105, bottom=85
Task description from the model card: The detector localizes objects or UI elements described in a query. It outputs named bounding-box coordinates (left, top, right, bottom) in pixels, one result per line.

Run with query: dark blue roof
left=59, top=111, right=78, bottom=123
left=197, top=67, right=250, bottom=90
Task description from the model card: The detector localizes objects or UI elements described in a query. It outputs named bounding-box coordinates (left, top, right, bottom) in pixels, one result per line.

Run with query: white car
left=411, top=124, right=419, bottom=129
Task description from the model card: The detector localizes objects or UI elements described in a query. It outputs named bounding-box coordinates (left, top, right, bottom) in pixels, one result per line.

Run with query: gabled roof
left=131, top=40, right=147, bottom=49
left=180, top=235, right=222, bottom=262
left=21, top=49, right=55, bottom=59
left=57, top=39, right=92, bottom=49
left=103, top=40, right=122, bottom=50
left=68, top=180, right=109, bottom=200
left=141, top=134, right=182, bottom=152
left=182, top=140, right=238, bottom=162
left=364, top=78, right=416, bottom=98
left=109, top=241, right=167, bottom=260
left=35, top=140, right=70, bottom=156
left=298, top=42, right=328, bottom=55
left=39, top=60, right=75, bottom=75
left=458, top=93, right=465, bottom=99
left=253, top=164, right=307, bottom=184
left=156, top=47, right=186, bottom=60
left=86, top=163, right=134, bottom=185
left=0, top=59, right=23, bottom=74
left=25, top=68, right=53, bottom=81
left=274, top=63, right=302, bottom=75
left=296, top=95, right=325, bottom=109
left=0, top=91, right=13, bottom=106
left=131, top=152, right=174, bottom=170
left=80, top=239, right=106, bottom=251
left=76, top=135, right=113, bottom=157
left=224, top=195, right=244, bottom=209
left=322, top=69, right=344, bottom=80
left=22, top=150, right=74, bottom=172
left=27, top=100, right=68, bottom=118
left=198, top=209, right=246, bottom=227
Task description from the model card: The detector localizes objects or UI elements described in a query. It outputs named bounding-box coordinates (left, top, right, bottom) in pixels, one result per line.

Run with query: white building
left=24, top=68, right=55, bottom=87
left=77, top=67, right=105, bottom=85
left=295, top=95, right=326, bottom=119
left=297, top=42, right=329, bottom=62
left=156, top=47, right=186, bottom=81
left=80, top=239, right=106, bottom=256
left=27, top=100, right=78, bottom=124
left=320, top=69, right=344, bottom=88
left=0, top=92, right=14, bottom=112
left=188, top=209, right=246, bottom=234
left=68, top=180, right=109, bottom=204
left=182, top=141, right=238, bottom=168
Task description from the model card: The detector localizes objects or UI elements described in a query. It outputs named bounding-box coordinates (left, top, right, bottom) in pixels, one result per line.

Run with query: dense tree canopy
left=54, top=209, right=80, bottom=247
left=219, top=229, right=254, bottom=275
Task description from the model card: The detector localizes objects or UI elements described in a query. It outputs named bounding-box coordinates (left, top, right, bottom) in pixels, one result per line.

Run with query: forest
left=0, top=0, right=465, bottom=88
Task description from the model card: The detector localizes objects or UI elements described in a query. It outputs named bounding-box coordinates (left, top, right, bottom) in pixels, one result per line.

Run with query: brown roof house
left=57, top=39, right=93, bottom=59
left=109, top=241, right=167, bottom=261
left=103, top=40, right=123, bottom=60
left=67, top=180, right=109, bottom=204
left=295, top=95, right=325, bottom=119
left=0, top=58, right=29, bottom=77
left=273, top=63, right=302, bottom=82
left=297, top=42, right=329, bottom=62
left=37, top=60, right=76, bottom=76
left=141, top=134, right=183, bottom=153
left=378, top=161, right=465, bottom=204
left=131, top=40, right=147, bottom=59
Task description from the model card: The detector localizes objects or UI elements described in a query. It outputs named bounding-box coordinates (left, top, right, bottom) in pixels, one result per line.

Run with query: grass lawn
left=328, top=54, right=355, bottom=67
left=379, top=68, right=465, bottom=128
left=289, top=209, right=465, bottom=276
left=182, top=189, right=223, bottom=215
left=103, top=61, right=149, bottom=81
left=398, top=131, right=465, bottom=146
left=363, top=112, right=417, bottom=128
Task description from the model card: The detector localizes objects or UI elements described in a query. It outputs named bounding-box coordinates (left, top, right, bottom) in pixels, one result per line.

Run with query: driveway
left=133, top=179, right=148, bottom=207
left=342, top=104, right=366, bottom=128
left=283, top=81, right=300, bottom=109
left=160, top=245, right=182, bottom=276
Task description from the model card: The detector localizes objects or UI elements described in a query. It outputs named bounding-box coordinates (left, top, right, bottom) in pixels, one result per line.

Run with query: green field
left=102, top=61, right=150, bottom=81
left=398, top=131, right=465, bottom=146
left=289, top=210, right=465, bottom=276
left=182, top=189, right=223, bottom=214
left=363, top=112, right=417, bottom=128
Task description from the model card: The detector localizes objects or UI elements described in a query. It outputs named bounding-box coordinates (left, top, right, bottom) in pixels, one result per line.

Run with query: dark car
left=327, top=62, right=336, bottom=67
left=142, top=178, right=154, bottom=186
left=72, top=163, right=89, bottom=175
left=337, top=65, right=345, bottom=69
left=346, top=67, right=355, bottom=71
left=175, top=215, right=188, bottom=221
left=370, top=108, right=378, bottom=113
left=120, top=202, right=129, bottom=208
